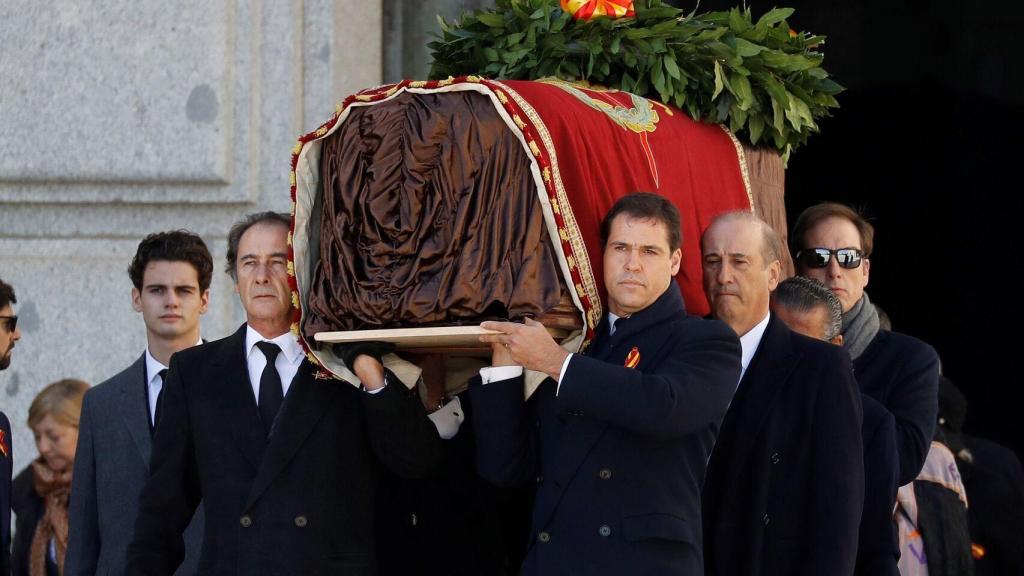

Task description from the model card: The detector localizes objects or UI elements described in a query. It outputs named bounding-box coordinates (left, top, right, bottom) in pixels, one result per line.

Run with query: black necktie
left=256, top=342, right=284, bottom=437
left=152, top=368, right=168, bottom=435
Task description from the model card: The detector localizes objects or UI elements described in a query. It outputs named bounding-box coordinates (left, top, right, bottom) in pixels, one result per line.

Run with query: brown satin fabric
left=304, top=91, right=567, bottom=337
left=744, top=145, right=794, bottom=278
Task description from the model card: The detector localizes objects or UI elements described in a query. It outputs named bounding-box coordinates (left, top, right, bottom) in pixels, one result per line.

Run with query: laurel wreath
left=428, top=0, right=843, bottom=159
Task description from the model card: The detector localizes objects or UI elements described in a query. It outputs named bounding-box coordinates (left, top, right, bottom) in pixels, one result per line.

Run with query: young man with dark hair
left=66, top=231, right=212, bottom=576
left=1, top=277, right=20, bottom=576
left=471, top=192, right=741, bottom=574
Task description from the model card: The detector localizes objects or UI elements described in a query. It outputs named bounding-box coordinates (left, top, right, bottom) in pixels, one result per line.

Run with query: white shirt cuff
left=479, top=365, right=523, bottom=384
left=555, top=353, right=574, bottom=396
left=428, top=396, right=465, bottom=440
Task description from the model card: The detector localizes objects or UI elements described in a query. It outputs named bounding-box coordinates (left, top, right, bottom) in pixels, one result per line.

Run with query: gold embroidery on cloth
left=492, top=81, right=603, bottom=325
left=718, top=126, right=754, bottom=211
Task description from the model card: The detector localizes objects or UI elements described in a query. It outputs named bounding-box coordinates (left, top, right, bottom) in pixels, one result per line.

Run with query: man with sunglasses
left=1, top=277, right=22, bottom=576
left=792, top=203, right=939, bottom=486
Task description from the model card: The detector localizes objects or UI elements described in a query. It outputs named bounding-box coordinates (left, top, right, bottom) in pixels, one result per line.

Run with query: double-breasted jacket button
left=598, top=525, right=612, bottom=537
left=598, top=468, right=612, bottom=480
left=536, top=475, right=544, bottom=485
left=240, top=515, right=253, bottom=528
left=762, top=513, right=771, bottom=526
left=294, top=515, right=308, bottom=528
left=537, top=531, right=551, bottom=543
left=770, top=452, right=780, bottom=464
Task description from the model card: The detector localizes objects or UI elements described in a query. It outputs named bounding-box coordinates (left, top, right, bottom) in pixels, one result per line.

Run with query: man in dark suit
left=471, top=193, right=741, bottom=575
left=1, top=277, right=21, bottom=576
left=126, top=212, right=442, bottom=576
left=792, top=202, right=939, bottom=486
left=771, top=276, right=899, bottom=576
left=66, top=231, right=211, bottom=576
left=701, top=212, right=864, bottom=576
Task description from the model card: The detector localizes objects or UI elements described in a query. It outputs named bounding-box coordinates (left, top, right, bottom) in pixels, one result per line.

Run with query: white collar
left=608, top=312, right=623, bottom=335
left=245, top=325, right=303, bottom=365
left=144, top=339, right=202, bottom=385
left=739, top=312, right=771, bottom=376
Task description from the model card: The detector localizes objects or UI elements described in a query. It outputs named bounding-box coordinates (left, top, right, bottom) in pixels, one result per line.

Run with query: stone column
left=0, top=0, right=382, bottom=472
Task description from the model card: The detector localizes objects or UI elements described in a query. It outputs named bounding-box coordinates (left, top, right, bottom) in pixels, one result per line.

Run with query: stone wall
left=0, top=0, right=383, bottom=473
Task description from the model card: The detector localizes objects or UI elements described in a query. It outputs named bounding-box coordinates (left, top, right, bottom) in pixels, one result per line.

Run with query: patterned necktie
left=153, top=368, right=168, bottom=435
left=256, top=341, right=284, bottom=437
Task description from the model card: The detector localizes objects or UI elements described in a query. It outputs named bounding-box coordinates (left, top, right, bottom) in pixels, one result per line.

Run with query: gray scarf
left=841, top=292, right=880, bottom=360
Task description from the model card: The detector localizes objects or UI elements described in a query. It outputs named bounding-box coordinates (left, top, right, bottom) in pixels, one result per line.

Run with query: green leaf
left=734, top=38, right=762, bottom=57
left=664, top=55, right=680, bottom=79
left=757, top=7, right=795, bottom=27
left=484, top=47, right=499, bottom=62
left=728, top=8, right=749, bottom=33
left=748, top=113, right=765, bottom=144
left=713, top=60, right=725, bottom=99
left=731, top=74, right=754, bottom=110
left=610, top=35, right=622, bottom=54
left=506, top=32, right=526, bottom=45
left=477, top=12, right=506, bottom=28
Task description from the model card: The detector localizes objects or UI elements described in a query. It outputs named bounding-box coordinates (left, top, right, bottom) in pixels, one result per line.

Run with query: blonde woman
left=11, top=379, right=89, bottom=576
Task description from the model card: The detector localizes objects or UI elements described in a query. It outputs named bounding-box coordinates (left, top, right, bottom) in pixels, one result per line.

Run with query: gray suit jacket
left=66, top=354, right=203, bottom=576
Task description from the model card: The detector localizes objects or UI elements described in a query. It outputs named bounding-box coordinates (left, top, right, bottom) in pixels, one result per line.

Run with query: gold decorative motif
left=290, top=322, right=300, bottom=336
left=315, top=126, right=328, bottom=137
left=292, top=142, right=303, bottom=155
left=538, top=77, right=660, bottom=134
left=542, top=167, right=551, bottom=183
left=551, top=197, right=561, bottom=214
left=438, top=77, right=455, bottom=87
left=355, top=94, right=374, bottom=101
left=496, top=91, right=509, bottom=104
left=291, top=291, right=300, bottom=309
left=410, top=80, right=427, bottom=88
left=513, top=115, right=527, bottom=129
left=287, top=231, right=293, bottom=246
left=287, top=260, right=296, bottom=277
left=529, top=141, right=542, bottom=157
left=491, top=80, right=603, bottom=325
left=466, top=75, right=481, bottom=82
left=567, top=256, right=576, bottom=269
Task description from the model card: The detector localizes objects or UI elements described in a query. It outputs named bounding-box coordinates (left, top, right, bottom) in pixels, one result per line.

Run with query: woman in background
left=11, top=379, right=89, bottom=576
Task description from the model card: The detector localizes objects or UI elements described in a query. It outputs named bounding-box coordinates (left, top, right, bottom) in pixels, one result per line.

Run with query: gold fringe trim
left=719, top=125, right=754, bottom=212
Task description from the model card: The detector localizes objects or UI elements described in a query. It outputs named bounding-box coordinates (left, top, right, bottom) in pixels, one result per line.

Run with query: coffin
left=288, top=77, right=790, bottom=387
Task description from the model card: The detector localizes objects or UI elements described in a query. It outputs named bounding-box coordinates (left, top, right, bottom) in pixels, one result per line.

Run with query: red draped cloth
left=289, top=77, right=754, bottom=364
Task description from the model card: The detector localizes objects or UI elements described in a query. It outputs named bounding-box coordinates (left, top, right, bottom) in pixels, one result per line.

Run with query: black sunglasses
left=0, top=315, right=16, bottom=332
left=796, top=247, right=864, bottom=269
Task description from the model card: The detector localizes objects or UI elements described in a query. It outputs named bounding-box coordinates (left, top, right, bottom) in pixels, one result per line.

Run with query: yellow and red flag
left=561, top=0, right=635, bottom=21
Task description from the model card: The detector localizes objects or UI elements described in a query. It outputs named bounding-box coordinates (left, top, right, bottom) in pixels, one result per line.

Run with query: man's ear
left=199, top=289, right=211, bottom=315
left=669, top=248, right=682, bottom=275
left=766, top=260, right=782, bottom=291
left=831, top=334, right=844, bottom=346
left=131, top=287, right=143, bottom=313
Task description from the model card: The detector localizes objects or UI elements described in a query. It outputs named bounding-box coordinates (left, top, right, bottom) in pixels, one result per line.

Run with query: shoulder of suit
left=873, top=329, right=938, bottom=362
left=169, top=330, right=238, bottom=365
left=89, top=359, right=144, bottom=399
left=0, top=410, right=9, bottom=429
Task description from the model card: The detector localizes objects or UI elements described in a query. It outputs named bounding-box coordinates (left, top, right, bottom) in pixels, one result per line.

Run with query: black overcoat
left=471, top=286, right=741, bottom=576
left=702, top=315, right=865, bottom=576
left=126, top=324, right=441, bottom=576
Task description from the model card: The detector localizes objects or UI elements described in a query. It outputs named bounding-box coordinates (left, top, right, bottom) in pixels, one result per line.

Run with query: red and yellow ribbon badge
left=0, top=429, right=8, bottom=458
left=561, top=0, right=635, bottom=21
left=624, top=346, right=641, bottom=369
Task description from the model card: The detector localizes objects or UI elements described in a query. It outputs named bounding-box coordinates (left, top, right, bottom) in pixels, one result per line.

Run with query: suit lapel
left=729, top=317, right=800, bottom=466
left=215, top=326, right=267, bottom=472
left=244, top=362, right=334, bottom=511
left=118, top=354, right=152, bottom=463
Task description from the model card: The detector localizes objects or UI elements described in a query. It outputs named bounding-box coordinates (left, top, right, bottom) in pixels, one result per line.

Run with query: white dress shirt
left=144, top=339, right=202, bottom=426
left=479, top=313, right=627, bottom=394
left=245, top=326, right=304, bottom=400
left=737, top=312, right=771, bottom=383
